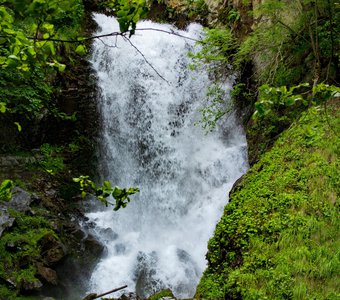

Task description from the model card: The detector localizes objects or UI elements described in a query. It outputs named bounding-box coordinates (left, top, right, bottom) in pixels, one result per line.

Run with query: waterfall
left=86, top=14, right=248, bottom=299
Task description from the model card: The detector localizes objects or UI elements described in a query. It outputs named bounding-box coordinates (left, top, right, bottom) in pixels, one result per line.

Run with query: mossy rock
left=148, top=288, right=176, bottom=300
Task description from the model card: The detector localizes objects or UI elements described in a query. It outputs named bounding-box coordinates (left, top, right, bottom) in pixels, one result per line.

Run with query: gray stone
left=0, top=205, right=15, bottom=237
left=119, top=292, right=141, bottom=300
left=98, top=227, right=118, bottom=242
left=9, top=187, right=33, bottom=213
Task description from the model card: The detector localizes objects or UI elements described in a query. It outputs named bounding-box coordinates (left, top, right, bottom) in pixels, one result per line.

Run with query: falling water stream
left=86, top=14, right=248, bottom=299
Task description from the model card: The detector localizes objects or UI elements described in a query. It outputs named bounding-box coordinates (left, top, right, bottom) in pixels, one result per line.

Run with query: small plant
left=39, top=143, right=64, bottom=175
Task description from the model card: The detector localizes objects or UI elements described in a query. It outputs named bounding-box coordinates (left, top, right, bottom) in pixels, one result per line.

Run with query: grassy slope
left=196, top=100, right=339, bottom=299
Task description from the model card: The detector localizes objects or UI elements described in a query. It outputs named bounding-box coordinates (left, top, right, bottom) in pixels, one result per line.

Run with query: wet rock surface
left=0, top=205, right=15, bottom=237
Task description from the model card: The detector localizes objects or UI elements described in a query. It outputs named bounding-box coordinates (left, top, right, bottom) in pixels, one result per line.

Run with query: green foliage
left=39, top=143, right=65, bottom=175
left=0, top=67, right=52, bottom=117
left=0, top=0, right=85, bottom=123
left=0, top=210, right=54, bottom=299
left=0, top=179, right=14, bottom=201
left=252, top=83, right=340, bottom=139
left=196, top=102, right=340, bottom=299
left=185, top=0, right=209, bottom=19
left=189, top=28, right=236, bottom=73
left=73, top=176, right=139, bottom=211
left=195, top=84, right=233, bottom=132
left=102, top=0, right=148, bottom=34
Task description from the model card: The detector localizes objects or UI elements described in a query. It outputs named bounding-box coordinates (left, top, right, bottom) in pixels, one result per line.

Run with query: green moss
left=196, top=101, right=340, bottom=299
left=148, top=288, right=175, bottom=300
left=0, top=210, right=56, bottom=299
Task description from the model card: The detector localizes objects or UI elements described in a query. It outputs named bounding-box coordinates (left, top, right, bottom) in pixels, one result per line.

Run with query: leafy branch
left=73, top=176, right=139, bottom=211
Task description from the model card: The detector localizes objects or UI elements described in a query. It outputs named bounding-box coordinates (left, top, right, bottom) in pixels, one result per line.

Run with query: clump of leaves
left=253, top=83, right=340, bottom=134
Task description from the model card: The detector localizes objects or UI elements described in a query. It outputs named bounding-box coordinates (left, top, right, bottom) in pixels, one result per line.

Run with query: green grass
left=196, top=101, right=339, bottom=299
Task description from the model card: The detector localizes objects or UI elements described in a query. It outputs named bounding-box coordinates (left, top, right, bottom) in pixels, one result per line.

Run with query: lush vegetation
left=196, top=100, right=339, bottom=299
left=0, top=0, right=339, bottom=298
left=0, top=0, right=85, bottom=114
left=190, top=0, right=339, bottom=146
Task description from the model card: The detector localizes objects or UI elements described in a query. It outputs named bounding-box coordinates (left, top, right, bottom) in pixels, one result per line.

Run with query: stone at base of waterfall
left=147, top=288, right=176, bottom=300
left=119, top=292, right=141, bottom=300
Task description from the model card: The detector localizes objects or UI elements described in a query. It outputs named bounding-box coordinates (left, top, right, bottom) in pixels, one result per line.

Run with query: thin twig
left=135, top=28, right=200, bottom=41
left=122, top=35, right=170, bottom=84
left=98, top=37, right=118, bottom=48
left=24, top=28, right=200, bottom=44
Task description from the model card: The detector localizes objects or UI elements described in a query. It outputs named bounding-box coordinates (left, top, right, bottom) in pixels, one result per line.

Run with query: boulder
left=9, top=187, right=34, bottom=213
left=37, top=262, right=58, bottom=285
left=39, top=233, right=67, bottom=265
left=83, top=234, right=105, bottom=256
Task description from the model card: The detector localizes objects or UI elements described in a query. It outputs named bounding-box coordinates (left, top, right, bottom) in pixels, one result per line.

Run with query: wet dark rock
left=5, top=239, right=26, bottom=252
left=18, top=255, right=33, bottom=268
left=0, top=205, right=15, bottom=237
left=83, top=234, right=105, bottom=256
left=135, top=251, right=165, bottom=298
left=37, top=263, right=58, bottom=285
left=40, top=234, right=67, bottom=266
left=98, top=227, right=118, bottom=242
left=63, top=222, right=86, bottom=240
left=229, top=173, right=246, bottom=196
left=19, top=278, right=43, bottom=292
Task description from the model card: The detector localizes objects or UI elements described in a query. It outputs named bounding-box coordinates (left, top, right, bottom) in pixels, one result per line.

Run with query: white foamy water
left=86, top=14, right=248, bottom=299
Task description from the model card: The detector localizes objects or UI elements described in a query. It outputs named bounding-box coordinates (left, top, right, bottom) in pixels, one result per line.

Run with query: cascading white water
left=86, top=14, right=248, bottom=299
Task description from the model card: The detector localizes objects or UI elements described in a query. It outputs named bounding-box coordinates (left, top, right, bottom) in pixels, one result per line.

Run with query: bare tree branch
left=122, top=35, right=170, bottom=84
left=23, top=28, right=200, bottom=44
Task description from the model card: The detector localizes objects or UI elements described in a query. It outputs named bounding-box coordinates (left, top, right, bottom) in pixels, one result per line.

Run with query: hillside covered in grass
left=196, top=100, right=339, bottom=299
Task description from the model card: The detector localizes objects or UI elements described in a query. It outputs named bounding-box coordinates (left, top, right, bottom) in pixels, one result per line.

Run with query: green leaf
left=8, top=54, right=19, bottom=60
left=103, top=180, right=112, bottom=190
left=112, top=187, right=123, bottom=197
left=58, top=64, right=66, bottom=72
left=14, top=122, right=22, bottom=132
left=75, top=45, right=87, bottom=56
left=0, top=102, right=6, bottom=113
